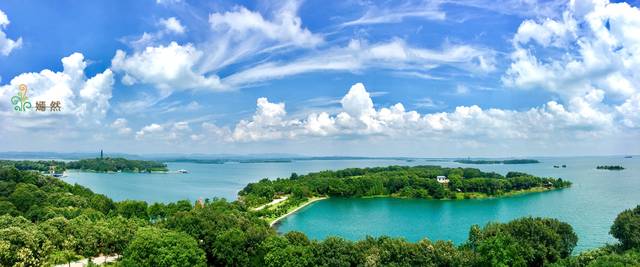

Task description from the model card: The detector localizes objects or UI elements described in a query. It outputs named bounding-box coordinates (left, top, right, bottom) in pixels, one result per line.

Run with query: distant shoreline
left=454, top=159, right=540, bottom=164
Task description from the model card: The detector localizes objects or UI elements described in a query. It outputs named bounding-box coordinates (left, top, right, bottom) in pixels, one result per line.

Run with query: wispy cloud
left=341, top=2, right=446, bottom=26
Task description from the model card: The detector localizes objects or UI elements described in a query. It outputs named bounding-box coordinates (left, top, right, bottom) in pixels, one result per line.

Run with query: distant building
left=436, top=175, right=449, bottom=184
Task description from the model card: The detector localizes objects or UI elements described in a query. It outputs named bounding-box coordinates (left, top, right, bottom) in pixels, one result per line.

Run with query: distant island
left=0, top=157, right=167, bottom=173
left=240, top=165, right=570, bottom=225
left=454, top=159, right=540, bottom=164
left=597, top=165, right=625, bottom=170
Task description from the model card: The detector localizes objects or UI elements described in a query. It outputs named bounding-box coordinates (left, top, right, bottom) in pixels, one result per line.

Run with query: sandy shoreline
left=269, top=196, right=327, bottom=227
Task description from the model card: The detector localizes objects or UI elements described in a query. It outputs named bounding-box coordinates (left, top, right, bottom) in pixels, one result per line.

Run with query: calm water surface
left=63, top=159, right=421, bottom=202
left=64, top=156, right=639, bottom=252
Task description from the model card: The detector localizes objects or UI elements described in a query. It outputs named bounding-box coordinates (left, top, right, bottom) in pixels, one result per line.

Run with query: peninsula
left=0, top=157, right=168, bottom=173
left=240, top=165, right=570, bottom=224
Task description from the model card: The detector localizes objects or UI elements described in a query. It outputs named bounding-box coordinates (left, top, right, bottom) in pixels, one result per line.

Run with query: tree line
left=1, top=165, right=638, bottom=266
left=454, top=159, right=540, bottom=164
left=0, top=158, right=168, bottom=173
left=240, top=166, right=570, bottom=207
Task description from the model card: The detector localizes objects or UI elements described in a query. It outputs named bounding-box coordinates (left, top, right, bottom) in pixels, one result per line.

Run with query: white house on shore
left=436, top=175, right=449, bottom=184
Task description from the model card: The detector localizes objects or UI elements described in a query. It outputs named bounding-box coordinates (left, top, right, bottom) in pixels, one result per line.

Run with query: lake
left=63, top=156, right=639, bottom=252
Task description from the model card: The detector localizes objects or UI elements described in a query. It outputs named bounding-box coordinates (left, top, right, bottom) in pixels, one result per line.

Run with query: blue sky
left=0, top=0, right=639, bottom=157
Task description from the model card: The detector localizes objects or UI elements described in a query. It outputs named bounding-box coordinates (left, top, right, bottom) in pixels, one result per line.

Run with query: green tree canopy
left=121, top=227, right=206, bottom=267
left=611, top=205, right=640, bottom=250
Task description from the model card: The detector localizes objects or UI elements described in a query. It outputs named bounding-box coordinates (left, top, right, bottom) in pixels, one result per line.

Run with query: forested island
left=0, top=165, right=639, bottom=266
left=455, top=159, right=540, bottom=164
left=0, top=158, right=168, bottom=173
left=597, top=165, right=625, bottom=170
left=239, top=166, right=570, bottom=225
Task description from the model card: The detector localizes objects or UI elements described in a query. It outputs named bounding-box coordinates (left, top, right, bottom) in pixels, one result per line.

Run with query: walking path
left=269, top=196, right=327, bottom=227
left=54, top=254, right=119, bottom=267
left=253, top=196, right=288, bottom=211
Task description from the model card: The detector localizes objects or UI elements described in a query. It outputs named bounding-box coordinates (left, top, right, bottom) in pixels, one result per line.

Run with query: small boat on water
left=177, top=169, right=189, bottom=174
left=624, top=156, right=633, bottom=158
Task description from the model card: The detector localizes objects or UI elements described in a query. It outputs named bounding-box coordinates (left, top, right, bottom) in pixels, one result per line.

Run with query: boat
left=177, top=169, right=189, bottom=174
left=624, top=156, right=633, bottom=158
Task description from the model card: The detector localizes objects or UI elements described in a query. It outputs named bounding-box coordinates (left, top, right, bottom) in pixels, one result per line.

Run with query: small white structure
left=436, top=175, right=449, bottom=184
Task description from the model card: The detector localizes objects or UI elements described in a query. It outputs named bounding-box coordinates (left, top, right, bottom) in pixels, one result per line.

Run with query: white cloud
left=221, top=39, right=495, bottom=89
left=0, top=53, right=114, bottom=129
left=111, top=118, right=132, bottom=135
left=342, top=1, right=445, bottom=26
left=445, top=0, right=567, bottom=18
left=0, top=9, right=22, bottom=56
left=114, top=1, right=494, bottom=94
left=617, top=94, right=640, bottom=128
left=503, top=0, right=640, bottom=131
left=209, top=3, right=321, bottom=48
left=231, top=97, right=301, bottom=141
left=135, top=123, right=164, bottom=140
left=504, top=0, right=640, bottom=100
left=156, top=0, right=181, bottom=4
left=159, top=17, right=185, bottom=34
left=111, top=42, right=222, bottom=91
left=220, top=82, right=617, bottom=143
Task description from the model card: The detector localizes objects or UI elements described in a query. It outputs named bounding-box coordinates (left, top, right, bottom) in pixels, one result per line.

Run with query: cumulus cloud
left=208, top=3, right=321, bottom=47
left=0, top=52, right=114, bottom=129
left=135, top=123, right=164, bottom=140
left=111, top=118, right=132, bottom=135
left=113, top=1, right=494, bottom=94
left=111, top=42, right=222, bottom=91
left=0, top=9, right=22, bottom=56
left=159, top=17, right=185, bottom=34
left=215, top=83, right=616, bottom=143
left=503, top=0, right=640, bottom=130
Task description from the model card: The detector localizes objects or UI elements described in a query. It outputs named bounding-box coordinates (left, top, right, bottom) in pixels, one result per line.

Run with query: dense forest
left=66, top=158, right=168, bottom=172
left=0, top=158, right=168, bottom=173
left=0, top=165, right=638, bottom=266
left=239, top=166, right=570, bottom=207
left=454, top=159, right=540, bottom=164
left=597, top=165, right=625, bottom=170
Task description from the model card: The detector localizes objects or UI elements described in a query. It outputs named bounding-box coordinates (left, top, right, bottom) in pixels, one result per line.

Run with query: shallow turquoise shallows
left=63, top=156, right=639, bottom=252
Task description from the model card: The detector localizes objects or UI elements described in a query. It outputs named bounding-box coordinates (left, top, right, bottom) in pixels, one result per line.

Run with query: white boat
left=177, top=169, right=189, bottom=174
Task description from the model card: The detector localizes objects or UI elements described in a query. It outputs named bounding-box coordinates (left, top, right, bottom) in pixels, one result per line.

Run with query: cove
left=276, top=156, right=640, bottom=253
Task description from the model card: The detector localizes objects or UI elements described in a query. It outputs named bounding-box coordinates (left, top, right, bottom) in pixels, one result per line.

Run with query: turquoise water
left=275, top=156, right=640, bottom=252
left=62, top=156, right=639, bottom=252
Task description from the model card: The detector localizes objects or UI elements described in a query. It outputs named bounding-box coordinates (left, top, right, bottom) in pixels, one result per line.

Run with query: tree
left=467, top=217, right=577, bottom=266
left=310, top=237, right=355, bottom=266
left=0, top=200, right=18, bottom=216
left=116, top=200, right=148, bottom=219
left=121, top=227, right=206, bottom=267
left=0, top=226, right=52, bottom=266
left=9, top=183, right=46, bottom=212
left=261, top=236, right=313, bottom=267
left=611, top=205, right=640, bottom=249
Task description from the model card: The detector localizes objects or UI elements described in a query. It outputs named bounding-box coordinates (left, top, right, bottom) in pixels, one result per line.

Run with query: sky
left=0, top=0, right=639, bottom=157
